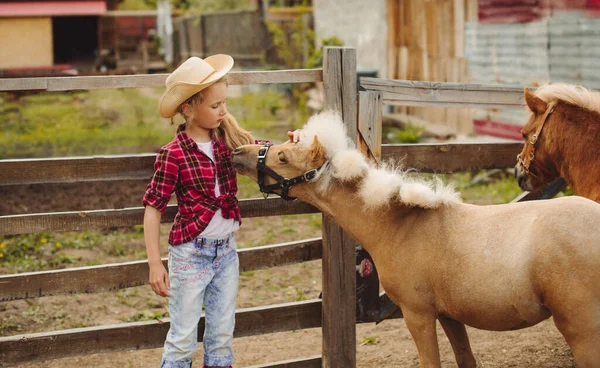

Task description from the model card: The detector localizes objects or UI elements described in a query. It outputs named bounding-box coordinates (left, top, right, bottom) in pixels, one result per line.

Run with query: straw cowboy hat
left=158, top=54, right=234, bottom=118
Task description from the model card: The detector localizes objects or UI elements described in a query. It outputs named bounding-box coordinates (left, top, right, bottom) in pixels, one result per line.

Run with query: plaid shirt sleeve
left=142, top=147, right=179, bottom=213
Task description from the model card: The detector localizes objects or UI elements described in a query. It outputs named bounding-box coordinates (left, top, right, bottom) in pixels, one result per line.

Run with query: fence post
left=356, top=90, right=383, bottom=322
left=321, top=47, right=357, bottom=368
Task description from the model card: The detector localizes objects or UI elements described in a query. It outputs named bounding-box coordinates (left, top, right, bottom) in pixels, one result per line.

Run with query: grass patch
left=360, top=336, right=380, bottom=346
left=0, top=89, right=171, bottom=159
left=0, top=86, right=299, bottom=159
left=0, top=323, right=23, bottom=334
left=0, top=229, right=145, bottom=274
left=125, top=310, right=168, bottom=322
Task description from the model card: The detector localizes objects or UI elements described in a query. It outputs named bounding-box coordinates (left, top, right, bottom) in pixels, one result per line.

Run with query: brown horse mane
left=534, top=83, right=600, bottom=116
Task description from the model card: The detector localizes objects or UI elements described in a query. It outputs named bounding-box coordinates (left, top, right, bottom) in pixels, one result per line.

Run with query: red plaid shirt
left=143, top=124, right=261, bottom=245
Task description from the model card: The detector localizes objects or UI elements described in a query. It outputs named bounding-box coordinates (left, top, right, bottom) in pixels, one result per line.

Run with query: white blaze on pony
left=232, top=111, right=600, bottom=368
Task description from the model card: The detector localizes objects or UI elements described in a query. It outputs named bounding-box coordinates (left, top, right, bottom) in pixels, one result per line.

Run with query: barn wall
left=0, top=17, right=53, bottom=68
left=467, top=3, right=600, bottom=134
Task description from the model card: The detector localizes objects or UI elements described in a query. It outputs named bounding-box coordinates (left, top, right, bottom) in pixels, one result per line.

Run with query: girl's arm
left=142, top=147, right=178, bottom=297
left=144, top=205, right=170, bottom=297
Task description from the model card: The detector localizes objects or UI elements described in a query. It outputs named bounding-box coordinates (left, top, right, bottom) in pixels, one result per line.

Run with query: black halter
left=256, top=144, right=325, bottom=201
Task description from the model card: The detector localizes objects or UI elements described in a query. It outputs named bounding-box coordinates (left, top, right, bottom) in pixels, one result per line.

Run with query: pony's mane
left=534, top=83, right=600, bottom=115
left=299, top=111, right=462, bottom=209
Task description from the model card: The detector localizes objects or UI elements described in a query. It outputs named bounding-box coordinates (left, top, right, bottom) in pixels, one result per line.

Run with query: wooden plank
left=226, top=69, right=323, bottom=85
left=245, top=356, right=321, bottom=368
left=0, top=69, right=323, bottom=92
left=466, top=0, right=478, bottom=22
left=322, top=47, right=357, bottom=368
left=0, top=238, right=322, bottom=301
left=0, top=299, right=322, bottom=366
left=356, top=91, right=382, bottom=324
left=381, top=142, right=524, bottom=173
left=0, top=154, right=155, bottom=186
left=47, top=74, right=167, bottom=90
left=0, top=198, right=320, bottom=236
left=360, top=77, right=526, bottom=108
left=0, top=78, right=47, bottom=91
left=454, top=0, right=465, bottom=59
left=387, top=0, right=399, bottom=78
left=358, top=92, right=383, bottom=163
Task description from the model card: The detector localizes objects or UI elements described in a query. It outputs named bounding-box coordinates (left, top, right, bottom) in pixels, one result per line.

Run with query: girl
left=143, top=55, right=292, bottom=368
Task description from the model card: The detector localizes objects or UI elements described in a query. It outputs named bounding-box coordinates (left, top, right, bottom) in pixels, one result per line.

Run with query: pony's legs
left=402, top=308, right=441, bottom=367
left=439, top=317, right=477, bottom=368
left=552, top=310, right=600, bottom=367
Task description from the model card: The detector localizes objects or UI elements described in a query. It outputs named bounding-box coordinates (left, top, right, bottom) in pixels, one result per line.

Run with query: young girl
left=143, top=55, right=287, bottom=368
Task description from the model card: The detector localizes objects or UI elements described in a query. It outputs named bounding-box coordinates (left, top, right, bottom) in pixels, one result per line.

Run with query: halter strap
left=256, top=144, right=325, bottom=201
left=529, top=101, right=556, bottom=145
left=517, top=101, right=557, bottom=174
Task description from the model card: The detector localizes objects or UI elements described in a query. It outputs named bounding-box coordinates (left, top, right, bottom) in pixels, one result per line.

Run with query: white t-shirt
left=196, top=141, right=240, bottom=238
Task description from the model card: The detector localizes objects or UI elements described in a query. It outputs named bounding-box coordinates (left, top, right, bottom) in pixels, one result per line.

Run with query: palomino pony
left=232, top=111, right=600, bottom=367
left=516, top=83, right=600, bottom=201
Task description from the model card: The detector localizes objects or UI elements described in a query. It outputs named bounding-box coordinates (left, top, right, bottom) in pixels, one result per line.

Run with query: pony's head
left=233, top=111, right=461, bottom=209
left=231, top=136, right=328, bottom=198
left=515, top=84, right=600, bottom=193
left=515, top=87, right=562, bottom=192
left=231, top=111, right=364, bottom=200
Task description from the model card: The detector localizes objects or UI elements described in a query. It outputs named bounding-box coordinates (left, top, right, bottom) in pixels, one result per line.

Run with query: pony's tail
left=217, top=113, right=254, bottom=150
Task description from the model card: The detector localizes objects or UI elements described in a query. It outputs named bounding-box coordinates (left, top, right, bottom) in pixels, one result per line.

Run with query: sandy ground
left=13, top=318, right=574, bottom=367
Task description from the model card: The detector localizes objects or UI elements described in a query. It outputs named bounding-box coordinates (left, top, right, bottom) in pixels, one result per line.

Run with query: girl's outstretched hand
left=287, top=129, right=301, bottom=143
left=149, top=263, right=170, bottom=297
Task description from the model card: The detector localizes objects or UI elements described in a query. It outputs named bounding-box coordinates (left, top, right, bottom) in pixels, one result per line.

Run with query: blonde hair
left=175, top=77, right=254, bottom=150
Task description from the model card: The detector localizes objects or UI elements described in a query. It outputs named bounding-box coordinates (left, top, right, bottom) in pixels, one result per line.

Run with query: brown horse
left=233, top=111, right=600, bottom=367
left=515, top=83, right=600, bottom=202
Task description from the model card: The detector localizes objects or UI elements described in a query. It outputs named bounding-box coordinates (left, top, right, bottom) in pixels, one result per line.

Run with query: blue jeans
left=161, top=233, right=239, bottom=368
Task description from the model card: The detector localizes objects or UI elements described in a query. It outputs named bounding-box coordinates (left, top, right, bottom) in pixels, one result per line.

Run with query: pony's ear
left=524, top=87, right=547, bottom=114
left=309, top=136, right=326, bottom=164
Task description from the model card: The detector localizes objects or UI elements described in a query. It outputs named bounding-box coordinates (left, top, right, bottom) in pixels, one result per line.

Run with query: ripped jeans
left=161, top=233, right=239, bottom=368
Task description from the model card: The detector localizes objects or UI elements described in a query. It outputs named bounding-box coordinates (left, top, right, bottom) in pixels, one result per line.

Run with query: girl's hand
left=287, top=129, right=301, bottom=143
left=149, top=263, right=170, bottom=297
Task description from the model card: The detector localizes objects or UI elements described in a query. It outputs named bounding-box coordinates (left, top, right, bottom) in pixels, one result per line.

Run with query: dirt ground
left=2, top=182, right=577, bottom=368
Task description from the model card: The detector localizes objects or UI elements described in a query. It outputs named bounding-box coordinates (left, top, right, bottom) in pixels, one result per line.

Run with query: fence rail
left=0, top=198, right=319, bottom=236
left=248, top=356, right=322, bottom=368
left=360, top=77, right=526, bottom=108
left=0, top=143, right=523, bottom=187
left=382, top=142, right=523, bottom=172
left=0, top=238, right=322, bottom=301
left=0, top=299, right=323, bottom=366
left=0, top=69, right=323, bottom=92
left=0, top=154, right=155, bottom=186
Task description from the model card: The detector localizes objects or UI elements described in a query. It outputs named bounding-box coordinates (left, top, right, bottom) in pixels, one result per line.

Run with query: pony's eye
left=278, top=151, right=287, bottom=163
left=522, top=132, right=527, bottom=140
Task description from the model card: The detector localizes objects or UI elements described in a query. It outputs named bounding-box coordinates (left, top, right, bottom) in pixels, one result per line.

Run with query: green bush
left=384, top=123, right=425, bottom=144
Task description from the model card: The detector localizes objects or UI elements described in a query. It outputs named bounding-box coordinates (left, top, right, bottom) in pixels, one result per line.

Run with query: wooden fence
left=0, top=47, right=564, bottom=367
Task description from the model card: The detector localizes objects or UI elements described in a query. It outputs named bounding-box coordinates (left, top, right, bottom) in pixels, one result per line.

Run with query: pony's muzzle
left=514, top=164, right=533, bottom=191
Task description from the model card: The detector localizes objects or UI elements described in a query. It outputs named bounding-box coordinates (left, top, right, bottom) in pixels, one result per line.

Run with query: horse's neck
left=298, top=181, right=417, bottom=259
left=552, top=105, right=600, bottom=201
